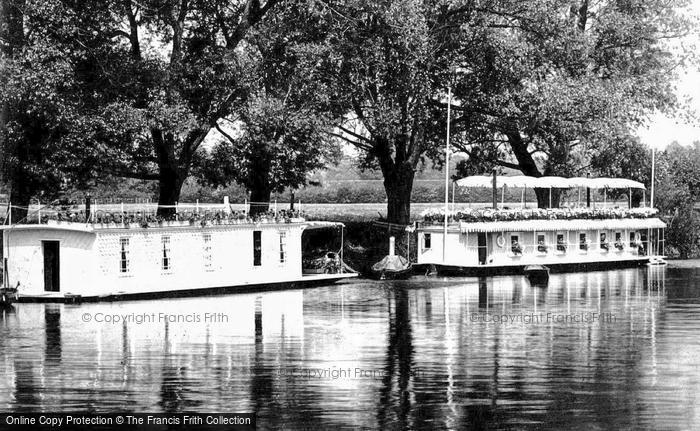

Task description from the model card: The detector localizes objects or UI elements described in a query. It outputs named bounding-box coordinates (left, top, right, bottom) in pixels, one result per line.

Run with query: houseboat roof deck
left=420, top=207, right=662, bottom=225
left=0, top=211, right=326, bottom=232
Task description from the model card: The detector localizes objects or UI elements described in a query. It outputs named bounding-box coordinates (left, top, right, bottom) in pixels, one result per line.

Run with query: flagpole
left=650, top=146, right=656, bottom=208
left=443, top=85, right=452, bottom=263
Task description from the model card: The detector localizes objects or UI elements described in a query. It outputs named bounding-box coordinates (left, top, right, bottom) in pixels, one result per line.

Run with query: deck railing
left=2, top=204, right=305, bottom=227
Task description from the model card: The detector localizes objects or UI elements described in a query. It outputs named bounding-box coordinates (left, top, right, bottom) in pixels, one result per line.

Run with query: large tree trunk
left=247, top=147, right=273, bottom=216
left=505, top=132, right=566, bottom=208
left=152, top=129, right=190, bottom=218
left=1, top=0, right=26, bottom=223
left=382, top=162, right=415, bottom=225
left=249, top=187, right=271, bottom=216
left=534, top=188, right=562, bottom=208
left=156, top=166, right=185, bottom=218
left=9, top=166, right=31, bottom=223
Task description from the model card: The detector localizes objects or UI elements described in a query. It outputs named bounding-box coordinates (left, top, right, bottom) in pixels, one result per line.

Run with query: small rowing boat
left=524, top=264, right=550, bottom=286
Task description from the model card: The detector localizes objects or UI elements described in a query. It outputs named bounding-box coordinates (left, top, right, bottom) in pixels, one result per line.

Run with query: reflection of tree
left=158, top=320, right=200, bottom=412
left=377, top=288, right=414, bottom=430
left=251, top=296, right=273, bottom=417
left=13, top=361, right=40, bottom=410
left=478, top=278, right=489, bottom=309
left=44, top=306, right=61, bottom=364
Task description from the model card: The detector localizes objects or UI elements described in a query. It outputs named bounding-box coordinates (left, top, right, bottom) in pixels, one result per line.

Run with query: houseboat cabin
left=1, top=211, right=355, bottom=302
left=416, top=176, right=666, bottom=274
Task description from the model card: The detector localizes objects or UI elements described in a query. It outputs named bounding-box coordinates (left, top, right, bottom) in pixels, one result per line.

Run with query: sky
left=637, top=69, right=700, bottom=149
left=637, top=0, right=700, bottom=149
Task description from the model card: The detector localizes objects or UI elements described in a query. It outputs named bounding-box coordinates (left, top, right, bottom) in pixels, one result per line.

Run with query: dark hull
left=17, top=274, right=356, bottom=304
left=370, top=265, right=414, bottom=281
left=0, top=289, right=18, bottom=307
left=415, top=258, right=649, bottom=277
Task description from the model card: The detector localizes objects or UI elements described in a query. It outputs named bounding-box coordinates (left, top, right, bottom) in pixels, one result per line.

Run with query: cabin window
left=615, top=232, right=624, bottom=250
left=279, top=231, right=287, bottom=263
left=579, top=232, right=588, bottom=251
left=600, top=232, right=609, bottom=251
left=203, top=233, right=212, bottom=269
left=510, top=234, right=522, bottom=255
left=556, top=233, right=566, bottom=252
left=253, top=230, right=262, bottom=266
left=536, top=233, right=547, bottom=253
left=119, top=238, right=129, bottom=273
left=161, top=236, right=171, bottom=271
left=629, top=231, right=637, bottom=247
left=423, top=233, right=432, bottom=250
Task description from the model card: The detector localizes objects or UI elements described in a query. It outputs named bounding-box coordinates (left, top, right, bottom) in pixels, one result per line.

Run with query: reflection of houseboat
left=415, top=176, right=666, bottom=275
left=0, top=207, right=355, bottom=302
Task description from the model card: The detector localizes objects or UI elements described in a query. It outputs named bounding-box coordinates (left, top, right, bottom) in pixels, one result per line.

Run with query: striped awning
left=459, top=218, right=666, bottom=233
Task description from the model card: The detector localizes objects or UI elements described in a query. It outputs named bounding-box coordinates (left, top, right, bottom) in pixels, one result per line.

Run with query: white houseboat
left=415, top=176, right=666, bottom=275
left=0, top=206, right=356, bottom=302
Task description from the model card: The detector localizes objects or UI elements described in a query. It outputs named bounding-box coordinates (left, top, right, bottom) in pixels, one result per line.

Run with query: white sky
left=636, top=0, right=700, bottom=149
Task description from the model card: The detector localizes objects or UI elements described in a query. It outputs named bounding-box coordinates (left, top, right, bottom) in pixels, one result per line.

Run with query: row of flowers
left=421, top=207, right=659, bottom=223
left=41, top=209, right=306, bottom=227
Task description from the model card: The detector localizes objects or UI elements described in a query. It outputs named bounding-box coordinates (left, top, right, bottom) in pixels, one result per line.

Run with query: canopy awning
left=303, top=221, right=345, bottom=229
left=458, top=217, right=666, bottom=233
left=456, top=175, right=646, bottom=190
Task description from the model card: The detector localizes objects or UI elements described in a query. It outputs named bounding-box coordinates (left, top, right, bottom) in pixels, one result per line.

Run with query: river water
left=0, top=266, right=698, bottom=430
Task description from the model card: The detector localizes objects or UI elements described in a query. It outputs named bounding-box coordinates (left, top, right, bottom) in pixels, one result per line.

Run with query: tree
left=451, top=0, right=694, bottom=208
left=196, top=6, right=341, bottom=215
left=200, top=95, right=339, bottom=214
left=316, top=0, right=480, bottom=224
left=652, top=141, right=700, bottom=258
left=0, top=0, right=111, bottom=221
left=589, top=137, right=651, bottom=206
left=91, top=0, right=279, bottom=217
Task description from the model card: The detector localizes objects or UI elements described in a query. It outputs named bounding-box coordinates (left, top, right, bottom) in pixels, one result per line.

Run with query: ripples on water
left=0, top=267, right=699, bottom=429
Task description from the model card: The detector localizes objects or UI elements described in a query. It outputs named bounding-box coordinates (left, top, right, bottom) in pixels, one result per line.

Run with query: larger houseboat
left=0, top=204, right=356, bottom=302
left=415, top=176, right=666, bottom=274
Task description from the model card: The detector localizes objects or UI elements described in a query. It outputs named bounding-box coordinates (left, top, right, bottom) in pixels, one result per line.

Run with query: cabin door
left=43, top=241, right=60, bottom=292
left=477, top=233, right=487, bottom=265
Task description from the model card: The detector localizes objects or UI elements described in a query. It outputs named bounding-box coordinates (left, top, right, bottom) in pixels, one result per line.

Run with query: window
left=600, top=232, right=609, bottom=251
left=629, top=231, right=636, bottom=247
left=556, top=233, right=566, bottom=252
left=119, top=238, right=129, bottom=273
left=510, top=234, right=522, bottom=255
left=279, top=231, right=287, bottom=263
left=253, top=230, right=262, bottom=266
left=203, top=233, right=212, bottom=269
left=161, top=236, right=171, bottom=271
left=615, top=232, right=624, bottom=250
left=536, top=233, right=547, bottom=253
left=423, top=233, right=432, bottom=250
left=579, top=232, right=588, bottom=251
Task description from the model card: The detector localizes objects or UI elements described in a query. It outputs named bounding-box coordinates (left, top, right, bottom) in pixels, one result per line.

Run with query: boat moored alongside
left=415, top=206, right=666, bottom=275
left=0, top=207, right=356, bottom=303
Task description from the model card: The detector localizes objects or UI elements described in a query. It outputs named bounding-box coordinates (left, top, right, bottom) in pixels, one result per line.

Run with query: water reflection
left=0, top=267, right=698, bottom=429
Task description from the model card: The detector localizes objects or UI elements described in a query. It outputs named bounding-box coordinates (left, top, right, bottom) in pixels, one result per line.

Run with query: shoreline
left=666, top=259, right=700, bottom=268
